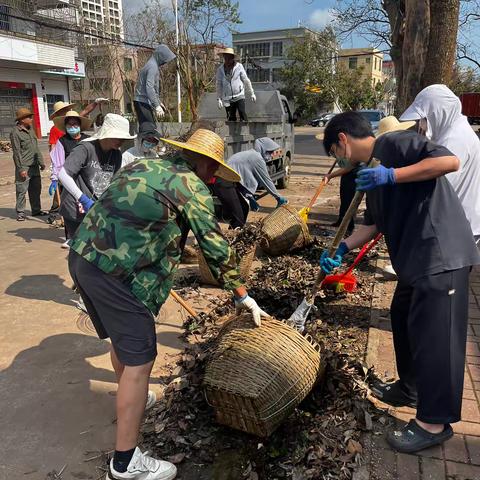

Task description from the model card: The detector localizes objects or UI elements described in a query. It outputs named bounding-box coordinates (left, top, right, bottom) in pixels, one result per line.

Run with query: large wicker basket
left=198, top=247, right=256, bottom=286
left=204, top=315, right=322, bottom=437
left=260, top=205, right=312, bottom=256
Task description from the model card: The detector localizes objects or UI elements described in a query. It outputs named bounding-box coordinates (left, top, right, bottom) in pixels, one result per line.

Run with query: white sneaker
left=61, top=240, right=70, bottom=249
left=145, top=390, right=156, bottom=411
left=383, top=264, right=397, bottom=278
left=107, top=447, right=177, bottom=480
left=75, top=296, right=88, bottom=313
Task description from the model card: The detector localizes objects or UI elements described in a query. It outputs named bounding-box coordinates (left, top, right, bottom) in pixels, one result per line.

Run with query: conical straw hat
left=53, top=110, right=93, bottom=132
left=50, top=100, right=76, bottom=119
left=161, top=129, right=241, bottom=183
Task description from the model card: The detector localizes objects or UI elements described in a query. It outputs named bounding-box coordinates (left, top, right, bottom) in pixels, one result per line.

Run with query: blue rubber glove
left=320, top=242, right=349, bottom=274
left=277, top=196, right=288, bottom=207
left=356, top=165, right=396, bottom=191
left=48, top=180, right=58, bottom=196
left=79, top=194, right=94, bottom=212
left=248, top=196, right=260, bottom=212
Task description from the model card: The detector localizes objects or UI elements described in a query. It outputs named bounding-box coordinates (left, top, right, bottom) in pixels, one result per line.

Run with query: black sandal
left=387, top=419, right=453, bottom=453
left=371, top=380, right=417, bottom=408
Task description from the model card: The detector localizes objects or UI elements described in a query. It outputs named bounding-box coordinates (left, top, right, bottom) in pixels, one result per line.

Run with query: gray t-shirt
left=59, top=140, right=121, bottom=221
left=364, top=130, right=480, bottom=283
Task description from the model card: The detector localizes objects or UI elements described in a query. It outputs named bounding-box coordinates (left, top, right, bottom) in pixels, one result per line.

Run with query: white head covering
left=83, top=113, right=136, bottom=142
left=401, top=84, right=480, bottom=236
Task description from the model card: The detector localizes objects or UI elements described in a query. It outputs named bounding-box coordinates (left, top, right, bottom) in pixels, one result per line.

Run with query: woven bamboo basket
left=260, top=205, right=312, bottom=256
left=198, top=246, right=256, bottom=286
left=204, top=315, right=322, bottom=437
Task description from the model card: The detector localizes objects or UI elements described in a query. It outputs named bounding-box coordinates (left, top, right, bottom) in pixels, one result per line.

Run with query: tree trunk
left=421, top=0, right=460, bottom=88
left=398, top=0, right=430, bottom=113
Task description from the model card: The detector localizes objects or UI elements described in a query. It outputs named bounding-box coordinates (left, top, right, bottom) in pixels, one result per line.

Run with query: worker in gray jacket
left=216, top=47, right=256, bottom=122
left=212, top=137, right=288, bottom=228
left=134, top=44, right=176, bottom=127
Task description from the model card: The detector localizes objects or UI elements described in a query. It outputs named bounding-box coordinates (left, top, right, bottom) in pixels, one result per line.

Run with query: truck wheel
left=277, top=155, right=291, bottom=189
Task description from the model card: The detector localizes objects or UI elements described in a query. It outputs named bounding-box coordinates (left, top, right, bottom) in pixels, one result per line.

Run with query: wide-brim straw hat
left=15, top=107, right=33, bottom=121
left=53, top=110, right=93, bottom=133
left=376, top=116, right=416, bottom=137
left=50, top=101, right=76, bottom=120
left=83, top=113, right=136, bottom=142
left=219, top=47, right=236, bottom=57
left=161, top=129, right=241, bottom=183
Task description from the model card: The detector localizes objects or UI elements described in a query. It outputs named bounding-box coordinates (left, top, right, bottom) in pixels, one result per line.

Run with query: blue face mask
left=143, top=141, right=157, bottom=151
left=66, top=126, right=81, bottom=137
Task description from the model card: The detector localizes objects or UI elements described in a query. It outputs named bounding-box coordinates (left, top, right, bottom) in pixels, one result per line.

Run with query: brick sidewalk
left=357, top=265, right=480, bottom=480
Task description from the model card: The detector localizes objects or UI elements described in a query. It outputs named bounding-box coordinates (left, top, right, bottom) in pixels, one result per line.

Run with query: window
left=272, top=41, right=283, bottom=57
left=0, top=4, right=10, bottom=31
left=247, top=68, right=270, bottom=83
left=242, top=42, right=270, bottom=58
left=89, top=78, right=109, bottom=91
left=374, top=57, right=378, bottom=70
left=365, top=57, right=371, bottom=64
left=46, top=94, right=65, bottom=118
left=348, top=57, right=357, bottom=69
left=72, top=79, right=84, bottom=92
left=272, top=68, right=283, bottom=83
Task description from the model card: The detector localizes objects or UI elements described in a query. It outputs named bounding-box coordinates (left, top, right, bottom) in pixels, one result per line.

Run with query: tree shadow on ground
left=5, top=274, right=75, bottom=307
left=7, top=225, right=64, bottom=244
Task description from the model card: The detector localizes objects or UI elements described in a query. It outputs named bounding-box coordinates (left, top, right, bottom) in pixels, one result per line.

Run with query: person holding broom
left=68, top=128, right=269, bottom=480
left=319, top=111, right=479, bottom=454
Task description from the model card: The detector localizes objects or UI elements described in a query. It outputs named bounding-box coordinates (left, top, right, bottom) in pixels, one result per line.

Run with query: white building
left=0, top=1, right=85, bottom=139
left=80, top=0, right=124, bottom=43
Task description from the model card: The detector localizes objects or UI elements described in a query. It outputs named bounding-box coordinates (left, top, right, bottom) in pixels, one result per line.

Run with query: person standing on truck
left=134, top=44, right=176, bottom=127
left=212, top=137, right=288, bottom=228
left=401, top=84, right=480, bottom=243
left=216, top=47, right=256, bottom=122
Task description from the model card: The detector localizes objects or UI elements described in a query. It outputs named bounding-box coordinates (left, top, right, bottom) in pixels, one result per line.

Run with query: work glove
left=235, top=295, right=270, bottom=327
left=356, top=165, right=396, bottom=191
left=276, top=196, right=288, bottom=207
left=94, top=97, right=109, bottom=103
left=155, top=105, right=165, bottom=118
left=251, top=93, right=257, bottom=103
left=79, top=194, right=94, bottom=213
left=48, top=180, right=57, bottom=196
left=248, top=196, right=260, bottom=212
left=320, top=242, right=349, bottom=274
left=217, top=98, right=224, bottom=109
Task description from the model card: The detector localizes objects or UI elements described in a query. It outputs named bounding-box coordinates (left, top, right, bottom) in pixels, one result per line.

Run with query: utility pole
left=174, top=0, right=182, bottom=122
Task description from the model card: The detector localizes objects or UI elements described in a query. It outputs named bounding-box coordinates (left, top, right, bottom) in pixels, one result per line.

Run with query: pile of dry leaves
left=142, top=236, right=387, bottom=479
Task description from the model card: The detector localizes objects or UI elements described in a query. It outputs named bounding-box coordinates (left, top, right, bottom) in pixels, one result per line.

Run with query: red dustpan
left=323, top=233, right=383, bottom=293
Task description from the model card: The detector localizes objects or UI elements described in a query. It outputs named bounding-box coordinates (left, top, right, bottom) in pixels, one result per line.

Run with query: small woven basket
left=204, top=315, right=322, bottom=437
left=260, top=205, right=312, bottom=256
left=198, top=247, right=256, bottom=286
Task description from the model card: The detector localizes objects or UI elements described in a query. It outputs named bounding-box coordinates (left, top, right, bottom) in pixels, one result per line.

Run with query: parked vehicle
left=358, top=109, right=386, bottom=133
left=460, top=93, right=480, bottom=125
left=309, top=112, right=335, bottom=127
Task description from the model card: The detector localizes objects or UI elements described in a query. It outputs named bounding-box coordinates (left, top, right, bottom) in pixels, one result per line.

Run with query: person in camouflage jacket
left=68, top=128, right=269, bottom=480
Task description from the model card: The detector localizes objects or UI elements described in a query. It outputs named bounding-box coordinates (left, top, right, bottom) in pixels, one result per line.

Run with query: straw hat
left=220, top=47, right=235, bottom=56
left=161, top=129, right=241, bottom=183
left=83, top=113, right=136, bottom=142
left=376, top=116, right=416, bottom=137
left=53, top=110, right=93, bottom=133
left=49, top=100, right=76, bottom=119
left=15, top=107, right=33, bottom=122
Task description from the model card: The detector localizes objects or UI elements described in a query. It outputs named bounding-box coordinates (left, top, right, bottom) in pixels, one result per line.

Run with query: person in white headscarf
left=401, top=84, right=480, bottom=243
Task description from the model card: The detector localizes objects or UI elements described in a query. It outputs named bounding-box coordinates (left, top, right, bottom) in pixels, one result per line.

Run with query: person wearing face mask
left=122, top=122, right=161, bottom=168
left=49, top=111, right=93, bottom=247
left=212, top=137, right=288, bottom=228
left=68, top=128, right=268, bottom=480
left=320, top=111, right=480, bottom=454
left=216, top=48, right=256, bottom=122
left=400, top=84, right=480, bottom=244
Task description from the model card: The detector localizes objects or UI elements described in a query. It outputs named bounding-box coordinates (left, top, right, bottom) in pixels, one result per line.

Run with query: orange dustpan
left=323, top=233, right=383, bottom=293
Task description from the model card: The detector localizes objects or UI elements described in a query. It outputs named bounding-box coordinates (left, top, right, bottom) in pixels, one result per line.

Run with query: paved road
left=295, top=126, right=327, bottom=157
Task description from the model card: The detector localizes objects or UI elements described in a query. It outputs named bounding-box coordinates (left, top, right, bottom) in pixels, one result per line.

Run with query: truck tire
left=277, top=154, right=291, bottom=189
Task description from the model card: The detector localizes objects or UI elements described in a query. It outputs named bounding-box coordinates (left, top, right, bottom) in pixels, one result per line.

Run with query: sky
left=123, top=0, right=371, bottom=49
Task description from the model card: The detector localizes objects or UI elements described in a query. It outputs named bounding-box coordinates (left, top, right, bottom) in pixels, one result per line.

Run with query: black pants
left=15, top=170, right=41, bottom=215
left=211, top=180, right=249, bottom=228
left=225, top=99, right=247, bottom=122
left=337, top=169, right=356, bottom=231
left=64, top=218, right=82, bottom=240
left=391, top=267, right=470, bottom=424
left=134, top=100, right=155, bottom=127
